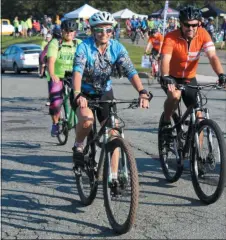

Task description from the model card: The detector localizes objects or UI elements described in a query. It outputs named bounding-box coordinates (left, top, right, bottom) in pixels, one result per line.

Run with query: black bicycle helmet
left=61, top=19, right=77, bottom=31
left=52, top=27, right=62, bottom=39
left=179, top=5, right=202, bottom=22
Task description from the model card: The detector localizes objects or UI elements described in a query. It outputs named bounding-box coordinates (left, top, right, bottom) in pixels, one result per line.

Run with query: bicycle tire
left=75, top=129, right=98, bottom=206
left=57, top=105, right=69, bottom=145
left=190, top=119, right=226, bottom=204
left=103, top=137, right=139, bottom=234
left=158, top=112, right=184, bottom=182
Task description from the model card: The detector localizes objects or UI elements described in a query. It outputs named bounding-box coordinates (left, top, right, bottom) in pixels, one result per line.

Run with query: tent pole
left=216, top=16, right=218, bottom=31
left=162, top=0, right=169, bottom=36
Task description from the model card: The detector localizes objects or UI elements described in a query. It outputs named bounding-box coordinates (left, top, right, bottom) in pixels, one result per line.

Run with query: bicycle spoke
left=195, top=126, right=222, bottom=196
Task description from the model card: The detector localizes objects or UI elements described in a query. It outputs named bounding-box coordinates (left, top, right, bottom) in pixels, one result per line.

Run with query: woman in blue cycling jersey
left=71, top=11, right=151, bottom=169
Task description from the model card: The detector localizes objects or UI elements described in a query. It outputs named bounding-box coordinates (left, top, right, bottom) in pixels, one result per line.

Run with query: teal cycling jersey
left=73, top=37, right=137, bottom=94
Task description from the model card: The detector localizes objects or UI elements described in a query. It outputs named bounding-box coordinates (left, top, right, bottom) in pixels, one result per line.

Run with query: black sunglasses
left=183, top=22, right=199, bottom=28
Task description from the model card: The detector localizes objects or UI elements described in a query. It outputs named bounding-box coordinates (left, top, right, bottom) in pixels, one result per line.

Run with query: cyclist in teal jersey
left=71, top=11, right=152, bottom=170
left=47, top=20, right=82, bottom=136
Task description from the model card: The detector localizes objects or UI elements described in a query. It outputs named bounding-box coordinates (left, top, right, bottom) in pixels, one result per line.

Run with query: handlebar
left=176, top=82, right=222, bottom=91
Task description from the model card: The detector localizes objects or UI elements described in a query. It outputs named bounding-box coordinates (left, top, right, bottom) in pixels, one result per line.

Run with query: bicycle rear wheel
left=190, top=119, right=226, bottom=204
left=158, top=112, right=183, bottom=182
left=75, top=129, right=98, bottom=206
left=57, top=105, right=69, bottom=145
left=103, top=137, right=139, bottom=234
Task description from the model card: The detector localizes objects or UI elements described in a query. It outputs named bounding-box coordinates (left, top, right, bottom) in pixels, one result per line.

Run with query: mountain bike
left=158, top=82, right=226, bottom=204
left=150, top=53, right=160, bottom=83
left=74, top=96, right=151, bottom=234
left=57, top=72, right=77, bottom=145
left=145, top=52, right=160, bottom=85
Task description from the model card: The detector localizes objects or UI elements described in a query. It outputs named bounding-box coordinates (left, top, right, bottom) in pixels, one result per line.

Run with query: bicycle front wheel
left=103, top=137, right=139, bottom=234
left=190, top=119, right=226, bottom=204
left=158, top=112, right=183, bottom=182
left=57, top=105, right=69, bottom=145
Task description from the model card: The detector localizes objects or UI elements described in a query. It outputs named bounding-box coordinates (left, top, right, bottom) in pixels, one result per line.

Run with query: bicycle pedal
left=73, top=166, right=82, bottom=176
left=184, top=120, right=190, bottom=126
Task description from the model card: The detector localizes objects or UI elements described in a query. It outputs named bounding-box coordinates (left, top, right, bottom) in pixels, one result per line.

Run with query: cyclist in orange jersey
left=145, top=29, right=163, bottom=78
left=160, top=5, right=226, bottom=130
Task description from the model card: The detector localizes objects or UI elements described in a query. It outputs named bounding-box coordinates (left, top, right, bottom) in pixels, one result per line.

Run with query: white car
left=1, top=44, right=41, bottom=73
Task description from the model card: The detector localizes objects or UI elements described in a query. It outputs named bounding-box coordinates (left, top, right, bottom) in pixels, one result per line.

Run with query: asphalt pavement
left=1, top=68, right=226, bottom=239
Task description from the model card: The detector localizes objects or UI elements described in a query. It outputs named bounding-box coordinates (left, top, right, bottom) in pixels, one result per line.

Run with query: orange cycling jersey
left=148, top=32, right=164, bottom=52
left=161, top=27, right=215, bottom=79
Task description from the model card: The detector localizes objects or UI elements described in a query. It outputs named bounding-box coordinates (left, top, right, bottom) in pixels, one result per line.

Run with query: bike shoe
left=51, top=124, right=59, bottom=137
left=72, top=146, right=85, bottom=169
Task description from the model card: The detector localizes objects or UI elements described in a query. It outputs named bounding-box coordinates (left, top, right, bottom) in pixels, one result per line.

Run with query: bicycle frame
left=171, top=85, right=213, bottom=161
left=83, top=101, right=125, bottom=181
left=62, top=79, right=77, bottom=130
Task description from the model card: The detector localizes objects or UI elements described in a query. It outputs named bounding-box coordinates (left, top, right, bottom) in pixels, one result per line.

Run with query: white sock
left=112, top=172, right=118, bottom=180
left=74, top=142, right=84, bottom=152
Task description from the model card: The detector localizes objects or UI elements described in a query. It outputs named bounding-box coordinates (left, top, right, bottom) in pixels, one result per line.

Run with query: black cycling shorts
left=70, top=89, right=116, bottom=124
left=162, top=77, right=198, bottom=108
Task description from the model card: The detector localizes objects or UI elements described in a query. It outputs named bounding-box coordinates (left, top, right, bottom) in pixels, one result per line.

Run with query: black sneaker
left=72, top=146, right=84, bottom=169
left=161, top=121, right=175, bottom=141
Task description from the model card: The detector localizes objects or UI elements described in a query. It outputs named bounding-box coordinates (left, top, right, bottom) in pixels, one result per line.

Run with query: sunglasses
left=183, top=22, right=199, bottom=28
left=94, top=27, right=113, bottom=34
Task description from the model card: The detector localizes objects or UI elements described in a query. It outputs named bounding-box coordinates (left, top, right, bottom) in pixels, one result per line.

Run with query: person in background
left=220, top=16, right=226, bottom=49
left=26, top=15, right=33, bottom=37
left=200, top=17, right=206, bottom=28
left=20, top=19, right=28, bottom=38
left=55, top=14, right=61, bottom=28
left=166, top=16, right=176, bottom=33
left=13, top=16, right=20, bottom=37
left=32, top=19, right=40, bottom=35
left=41, top=23, right=48, bottom=39
left=206, top=16, right=215, bottom=41
left=114, top=18, right=121, bottom=41
left=145, top=28, right=164, bottom=79
left=141, top=17, right=148, bottom=38
left=39, top=33, right=53, bottom=79
left=125, top=17, right=132, bottom=37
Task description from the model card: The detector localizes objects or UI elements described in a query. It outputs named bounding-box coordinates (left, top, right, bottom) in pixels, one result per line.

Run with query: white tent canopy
left=112, top=8, right=147, bottom=19
left=64, top=4, right=99, bottom=19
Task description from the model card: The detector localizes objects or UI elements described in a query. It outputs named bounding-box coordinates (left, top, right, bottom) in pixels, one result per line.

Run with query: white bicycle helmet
left=89, top=11, right=115, bottom=27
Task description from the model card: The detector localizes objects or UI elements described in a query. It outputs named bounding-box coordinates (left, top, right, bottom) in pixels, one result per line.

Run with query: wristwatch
left=139, top=89, right=148, bottom=95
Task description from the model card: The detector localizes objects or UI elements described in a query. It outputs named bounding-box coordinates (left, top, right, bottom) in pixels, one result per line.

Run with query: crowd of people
left=11, top=14, right=92, bottom=38
left=124, top=14, right=226, bottom=47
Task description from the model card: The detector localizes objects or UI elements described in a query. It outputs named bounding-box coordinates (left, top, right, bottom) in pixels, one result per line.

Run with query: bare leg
left=75, top=107, right=94, bottom=143
left=164, top=89, right=181, bottom=122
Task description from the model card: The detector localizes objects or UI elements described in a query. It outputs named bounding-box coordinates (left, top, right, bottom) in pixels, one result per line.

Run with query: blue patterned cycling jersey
left=73, top=36, right=137, bottom=95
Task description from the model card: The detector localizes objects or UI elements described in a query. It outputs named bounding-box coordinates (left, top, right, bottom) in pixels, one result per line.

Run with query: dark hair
left=148, top=28, right=158, bottom=36
left=179, top=5, right=202, bottom=22
left=61, top=19, right=76, bottom=31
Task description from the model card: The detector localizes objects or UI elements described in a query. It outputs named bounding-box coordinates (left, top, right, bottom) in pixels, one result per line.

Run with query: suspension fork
left=192, top=109, right=202, bottom=158
left=204, top=108, right=213, bottom=153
